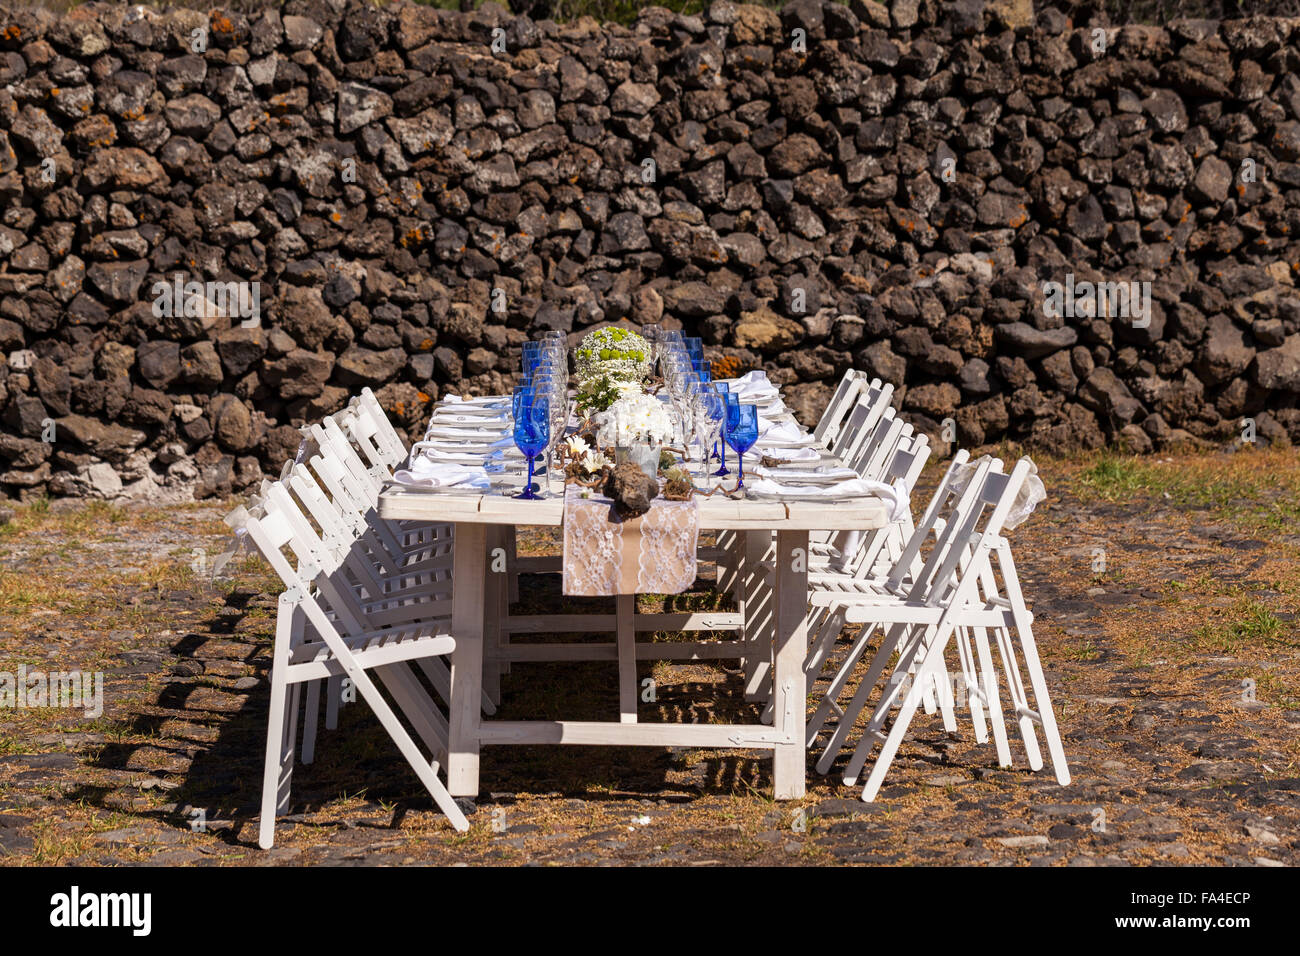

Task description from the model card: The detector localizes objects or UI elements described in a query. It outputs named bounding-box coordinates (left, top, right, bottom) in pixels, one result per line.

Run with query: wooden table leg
left=617, top=593, right=636, bottom=723
left=483, top=526, right=504, bottom=707
left=743, top=530, right=774, bottom=703
left=773, top=529, right=809, bottom=800
left=448, top=521, right=486, bottom=798
left=504, top=527, right=517, bottom=674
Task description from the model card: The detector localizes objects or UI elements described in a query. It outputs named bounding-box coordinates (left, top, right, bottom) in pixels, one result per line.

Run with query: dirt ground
left=0, top=446, right=1297, bottom=866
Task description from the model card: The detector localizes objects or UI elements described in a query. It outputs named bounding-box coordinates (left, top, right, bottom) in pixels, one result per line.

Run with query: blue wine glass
left=713, top=386, right=735, bottom=475
left=725, top=403, right=759, bottom=490
left=522, top=342, right=543, bottom=378
left=512, top=388, right=549, bottom=500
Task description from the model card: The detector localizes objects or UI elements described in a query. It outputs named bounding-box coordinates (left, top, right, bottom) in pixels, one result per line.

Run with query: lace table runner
left=561, top=485, right=700, bottom=596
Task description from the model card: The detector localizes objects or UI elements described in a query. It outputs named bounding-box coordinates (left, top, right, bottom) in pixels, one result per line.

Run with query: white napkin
left=431, top=410, right=509, bottom=423
left=752, top=446, right=821, bottom=462
left=756, top=420, right=812, bottom=444
left=746, top=477, right=910, bottom=521
left=725, top=370, right=777, bottom=399
left=441, top=394, right=507, bottom=406
left=424, top=426, right=510, bottom=441
left=751, top=465, right=859, bottom=481
left=393, top=457, right=491, bottom=490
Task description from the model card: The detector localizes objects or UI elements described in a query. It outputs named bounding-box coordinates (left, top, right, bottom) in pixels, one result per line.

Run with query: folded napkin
left=431, top=410, right=510, bottom=424
left=750, top=465, right=859, bottom=481
left=746, top=476, right=910, bottom=521
left=757, top=420, right=812, bottom=444
left=441, top=394, right=508, bottom=406
left=753, top=446, right=821, bottom=462
left=392, top=457, right=491, bottom=490
left=424, top=425, right=511, bottom=441
left=726, top=370, right=779, bottom=401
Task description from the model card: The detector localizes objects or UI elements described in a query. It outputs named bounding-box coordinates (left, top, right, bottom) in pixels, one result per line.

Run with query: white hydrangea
left=595, top=394, right=675, bottom=447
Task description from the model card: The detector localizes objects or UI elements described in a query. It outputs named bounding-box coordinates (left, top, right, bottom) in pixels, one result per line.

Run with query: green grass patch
left=1190, top=600, right=1297, bottom=655
left=1069, top=450, right=1300, bottom=532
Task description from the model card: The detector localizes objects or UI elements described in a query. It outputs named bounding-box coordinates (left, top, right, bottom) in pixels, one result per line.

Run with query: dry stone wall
left=1, top=0, right=1300, bottom=500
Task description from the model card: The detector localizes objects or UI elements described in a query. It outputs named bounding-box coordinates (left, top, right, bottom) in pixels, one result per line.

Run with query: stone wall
left=1, top=0, right=1299, bottom=500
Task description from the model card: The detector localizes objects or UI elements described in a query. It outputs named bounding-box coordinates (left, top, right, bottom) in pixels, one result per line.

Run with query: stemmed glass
left=725, top=403, right=759, bottom=491
left=713, top=385, right=735, bottom=475
left=642, top=323, right=661, bottom=371
left=659, top=331, right=684, bottom=375
left=692, top=384, right=724, bottom=482
left=526, top=368, right=565, bottom=493
left=522, top=342, right=543, bottom=378
left=664, top=352, right=697, bottom=456
left=512, top=386, right=550, bottom=500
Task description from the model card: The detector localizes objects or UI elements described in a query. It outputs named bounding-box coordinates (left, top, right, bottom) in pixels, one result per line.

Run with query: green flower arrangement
left=575, top=372, right=637, bottom=417
left=573, top=327, right=652, bottom=383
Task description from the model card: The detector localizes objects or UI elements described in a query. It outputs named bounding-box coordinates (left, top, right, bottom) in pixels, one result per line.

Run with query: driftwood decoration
left=603, top=462, right=659, bottom=518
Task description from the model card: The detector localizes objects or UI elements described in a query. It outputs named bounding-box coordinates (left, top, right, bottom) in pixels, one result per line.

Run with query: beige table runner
left=562, top=485, right=700, bottom=596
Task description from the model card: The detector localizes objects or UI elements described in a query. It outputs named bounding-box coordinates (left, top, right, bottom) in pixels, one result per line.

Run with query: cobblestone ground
left=0, top=447, right=1298, bottom=866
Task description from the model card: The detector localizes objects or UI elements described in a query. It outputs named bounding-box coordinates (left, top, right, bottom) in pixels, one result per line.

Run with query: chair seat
left=286, top=625, right=456, bottom=683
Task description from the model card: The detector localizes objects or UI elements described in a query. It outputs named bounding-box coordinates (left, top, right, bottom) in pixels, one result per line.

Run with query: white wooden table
left=378, top=485, right=889, bottom=800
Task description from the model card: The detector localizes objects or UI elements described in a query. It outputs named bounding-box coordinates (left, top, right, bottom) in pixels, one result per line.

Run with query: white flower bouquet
left=574, top=327, right=652, bottom=383
left=595, top=393, right=676, bottom=448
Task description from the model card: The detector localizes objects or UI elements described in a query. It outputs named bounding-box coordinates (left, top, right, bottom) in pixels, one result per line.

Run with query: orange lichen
left=710, top=354, right=746, bottom=379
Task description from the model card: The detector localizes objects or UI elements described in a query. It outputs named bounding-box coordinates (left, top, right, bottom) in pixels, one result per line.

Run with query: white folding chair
left=295, top=423, right=494, bottom=733
left=231, top=481, right=471, bottom=848
left=812, top=370, right=869, bottom=450
left=803, top=450, right=973, bottom=741
left=354, top=387, right=411, bottom=469
left=807, top=457, right=1070, bottom=800
left=758, top=427, right=934, bottom=722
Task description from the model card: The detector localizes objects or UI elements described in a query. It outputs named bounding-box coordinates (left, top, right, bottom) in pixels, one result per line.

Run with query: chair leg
left=301, top=679, right=321, bottom=765
left=258, top=599, right=298, bottom=850
left=815, top=621, right=911, bottom=775
left=805, top=614, right=869, bottom=747
left=842, top=622, right=933, bottom=785
left=860, top=627, right=955, bottom=801
left=999, top=543, right=1071, bottom=785
left=992, top=623, right=1045, bottom=771
left=953, top=625, right=989, bottom=744
left=972, top=625, right=1014, bottom=767
left=325, top=674, right=341, bottom=730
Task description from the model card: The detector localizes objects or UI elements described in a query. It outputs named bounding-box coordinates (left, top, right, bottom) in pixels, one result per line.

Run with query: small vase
left=616, top=443, right=661, bottom=482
